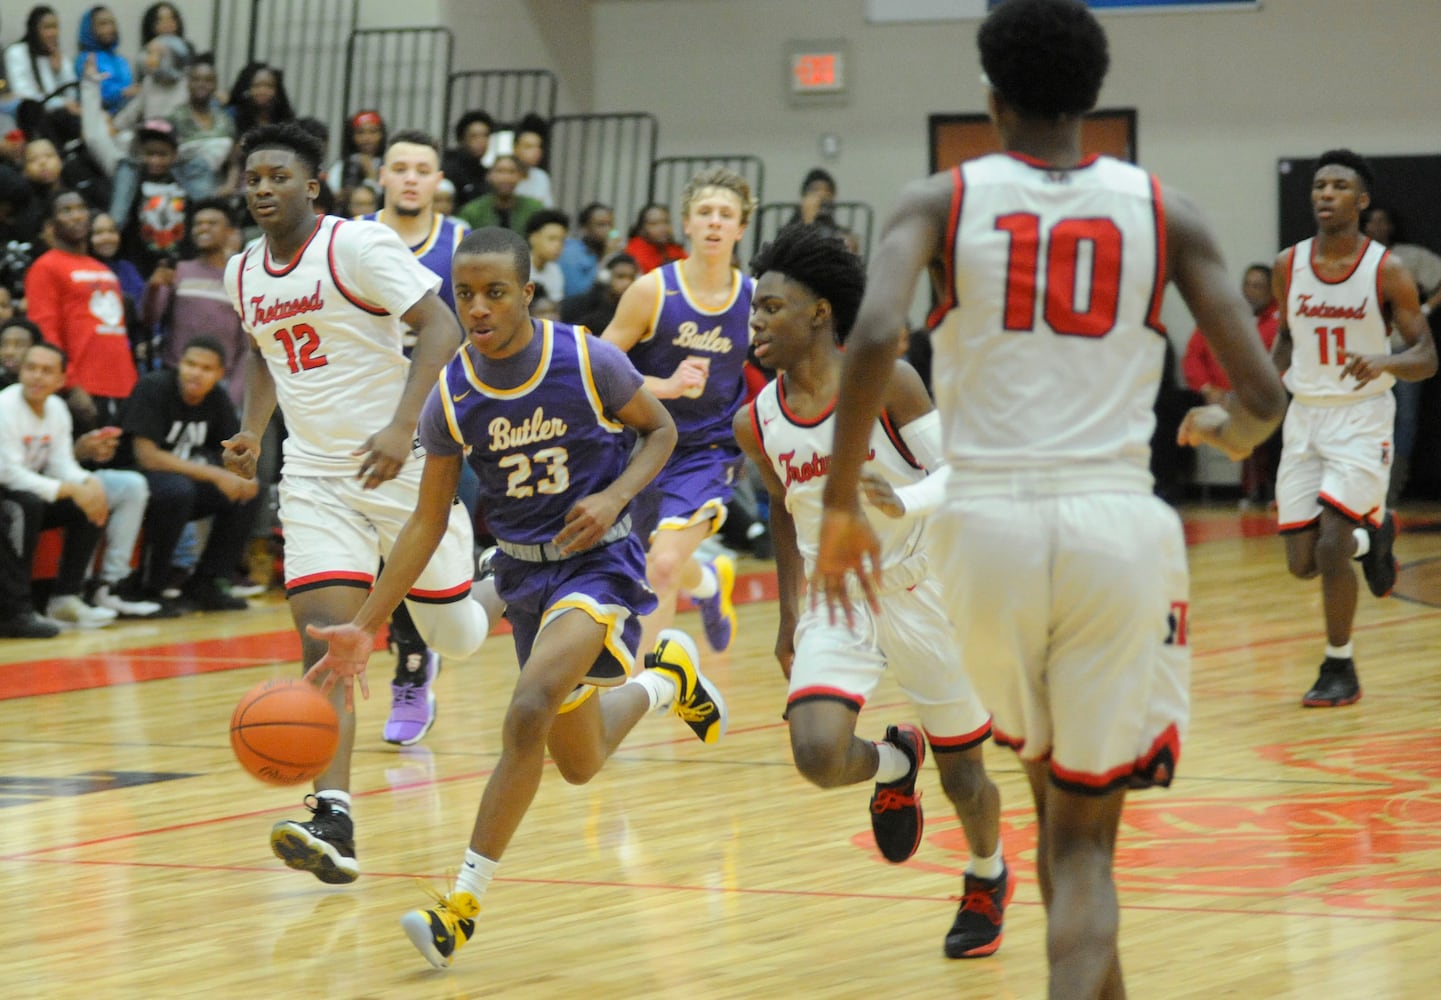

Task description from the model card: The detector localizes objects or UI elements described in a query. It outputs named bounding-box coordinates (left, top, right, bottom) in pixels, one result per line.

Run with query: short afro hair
left=240, top=122, right=325, bottom=179
left=979, top=0, right=1109, bottom=119
left=750, top=223, right=866, bottom=342
left=457, top=226, right=531, bottom=284
left=1314, top=148, right=1375, bottom=195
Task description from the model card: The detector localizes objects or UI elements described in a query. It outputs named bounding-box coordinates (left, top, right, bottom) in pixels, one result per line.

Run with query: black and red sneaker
left=870, top=723, right=926, bottom=863
left=1301, top=657, right=1361, bottom=708
left=944, top=865, right=1013, bottom=958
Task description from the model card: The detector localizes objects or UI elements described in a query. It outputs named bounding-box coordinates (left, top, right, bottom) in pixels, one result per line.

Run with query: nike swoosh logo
left=452, top=391, right=472, bottom=402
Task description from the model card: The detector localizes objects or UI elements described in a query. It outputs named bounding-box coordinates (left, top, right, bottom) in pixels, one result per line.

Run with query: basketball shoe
left=871, top=723, right=925, bottom=863
left=401, top=886, right=480, bottom=969
left=693, top=554, right=737, bottom=652
left=646, top=629, right=728, bottom=743
left=1302, top=657, right=1361, bottom=708
left=270, top=794, right=359, bottom=884
left=385, top=648, right=440, bottom=745
left=1360, top=512, right=1398, bottom=598
left=944, top=865, right=1013, bottom=958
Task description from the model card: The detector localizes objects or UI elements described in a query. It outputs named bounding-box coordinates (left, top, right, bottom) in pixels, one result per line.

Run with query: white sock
left=873, top=740, right=912, bottom=783
left=316, top=789, right=351, bottom=815
left=1352, top=528, right=1370, bottom=558
left=1325, top=642, right=1354, bottom=660
left=968, top=841, right=1005, bottom=880
left=689, top=563, right=718, bottom=600
left=632, top=669, right=679, bottom=711
left=454, top=848, right=499, bottom=900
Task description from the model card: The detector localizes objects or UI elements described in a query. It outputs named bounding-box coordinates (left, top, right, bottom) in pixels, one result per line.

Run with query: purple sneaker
left=694, top=554, right=737, bottom=653
left=384, top=648, right=440, bottom=745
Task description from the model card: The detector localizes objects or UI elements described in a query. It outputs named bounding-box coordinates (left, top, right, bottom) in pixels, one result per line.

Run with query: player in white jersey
left=813, top=3, right=1287, bottom=997
left=734, top=224, right=1007, bottom=958
left=1271, top=149, right=1436, bottom=709
left=363, top=126, right=476, bottom=747
left=221, top=123, right=494, bottom=885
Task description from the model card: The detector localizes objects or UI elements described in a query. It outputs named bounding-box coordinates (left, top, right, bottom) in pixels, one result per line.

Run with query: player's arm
left=734, top=406, right=802, bottom=679
left=1341, top=256, right=1438, bottom=386
left=860, top=361, right=950, bottom=518
left=222, top=338, right=275, bottom=480
left=355, top=290, right=464, bottom=489
left=818, top=173, right=950, bottom=617
left=600, top=272, right=707, bottom=400
left=552, top=386, right=677, bottom=556
left=305, top=448, right=463, bottom=708
left=1268, top=250, right=1293, bottom=375
left=1166, top=188, right=1287, bottom=460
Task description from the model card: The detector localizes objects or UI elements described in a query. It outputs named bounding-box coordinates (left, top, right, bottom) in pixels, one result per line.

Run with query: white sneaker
left=93, top=583, right=162, bottom=618
left=46, top=594, right=118, bottom=628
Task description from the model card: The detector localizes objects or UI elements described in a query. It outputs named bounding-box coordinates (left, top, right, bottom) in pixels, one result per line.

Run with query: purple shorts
left=632, top=443, right=743, bottom=541
left=493, top=533, right=657, bottom=685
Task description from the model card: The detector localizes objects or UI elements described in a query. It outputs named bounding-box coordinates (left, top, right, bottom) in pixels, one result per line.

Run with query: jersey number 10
left=996, top=213, right=1123, bottom=338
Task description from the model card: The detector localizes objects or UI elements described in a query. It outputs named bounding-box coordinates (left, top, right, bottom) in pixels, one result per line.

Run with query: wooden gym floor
left=1, top=503, right=1439, bottom=999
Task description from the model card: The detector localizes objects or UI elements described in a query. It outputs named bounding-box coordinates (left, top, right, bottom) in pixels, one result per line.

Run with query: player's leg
left=400, top=608, right=602, bottom=969
left=639, top=517, right=713, bottom=651
left=269, top=582, right=369, bottom=884
left=883, top=580, right=1006, bottom=957
left=1032, top=773, right=1128, bottom=1000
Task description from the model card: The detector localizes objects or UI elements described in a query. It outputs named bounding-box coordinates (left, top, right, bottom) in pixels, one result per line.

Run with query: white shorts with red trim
left=1276, top=393, right=1394, bottom=531
left=279, top=468, right=474, bottom=602
left=931, top=489, right=1190, bottom=794
left=787, top=575, right=991, bottom=749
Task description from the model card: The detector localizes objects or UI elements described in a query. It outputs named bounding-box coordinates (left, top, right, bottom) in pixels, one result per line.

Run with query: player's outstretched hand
left=554, top=492, right=622, bottom=556
left=303, top=623, right=373, bottom=711
left=1177, top=403, right=1252, bottom=461
left=1341, top=352, right=1390, bottom=388
left=354, top=423, right=412, bottom=489
left=222, top=430, right=261, bottom=479
left=812, top=506, right=882, bottom=629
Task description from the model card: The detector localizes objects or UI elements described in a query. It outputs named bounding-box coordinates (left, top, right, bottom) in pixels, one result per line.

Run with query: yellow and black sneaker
left=270, top=795, right=359, bottom=884
left=647, top=629, right=728, bottom=743
left=401, top=887, right=480, bottom=969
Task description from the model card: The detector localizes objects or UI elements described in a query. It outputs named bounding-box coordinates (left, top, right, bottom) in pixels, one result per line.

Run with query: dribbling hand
left=303, top=623, right=373, bottom=711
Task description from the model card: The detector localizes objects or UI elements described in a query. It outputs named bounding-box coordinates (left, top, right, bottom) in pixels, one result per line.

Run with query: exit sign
left=787, top=41, right=849, bottom=105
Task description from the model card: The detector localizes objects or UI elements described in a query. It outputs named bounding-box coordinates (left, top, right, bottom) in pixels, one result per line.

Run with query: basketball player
left=812, top=3, right=1287, bottom=997
left=360, top=127, right=474, bottom=747
left=221, top=123, right=492, bottom=885
left=602, top=168, right=754, bottom=659
left=736, top=224, right=1007, bottom=958
left=303, top=227, right=727, bottom=969
left=1271, top=150, right=1436, bottom=708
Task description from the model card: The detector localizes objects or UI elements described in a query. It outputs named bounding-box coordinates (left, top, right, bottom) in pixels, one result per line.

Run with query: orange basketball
left=229, top=678, right=339, bottom=785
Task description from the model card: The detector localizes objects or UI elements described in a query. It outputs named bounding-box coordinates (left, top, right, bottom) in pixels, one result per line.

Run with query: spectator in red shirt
left=23, top=190, right=137, bottom=429
left=623, top=202, right=686, bottom=274
left=1182, top=263, right=1281, bottom=505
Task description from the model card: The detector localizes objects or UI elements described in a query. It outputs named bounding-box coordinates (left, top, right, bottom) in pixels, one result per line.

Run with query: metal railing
left=445, top=69, right=557, bottom=137
left=549, top=113, right=659, bottom=235
left=342, top=28, right=454, bottom=145
left=648, top=155, right=766, bottom=230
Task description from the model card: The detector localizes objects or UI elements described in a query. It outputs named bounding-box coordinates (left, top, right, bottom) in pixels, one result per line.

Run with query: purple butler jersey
left=627, top=261, right=753, bottom=448
left=419, top=319, right=644, bottom=548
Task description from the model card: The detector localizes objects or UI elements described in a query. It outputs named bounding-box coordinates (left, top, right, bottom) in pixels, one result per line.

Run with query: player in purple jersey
left=362, top=127, right=476, bottom=747
left=603, top=167, right=755, bottom=660
left=304, top=227, right=728, bottom=969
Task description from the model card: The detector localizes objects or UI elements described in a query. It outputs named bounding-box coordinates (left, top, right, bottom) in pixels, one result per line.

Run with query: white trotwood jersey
left=1282, top=237, right=1393, bottom=402
left=928, top=153, right=1168, bottom=490
left=747, top=376, right=927, bottom=579
left=224, top=215, right=442, bottom=476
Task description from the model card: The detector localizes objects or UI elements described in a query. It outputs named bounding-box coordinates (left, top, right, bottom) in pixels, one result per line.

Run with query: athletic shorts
left=1276, top=393, right=1393, bottom=532
left=632, top=443, right=742, bottom=541
left=931, top=489, right=1190, bottom=795
left=493, top=533, right=657, bottom=690
left=788, top=575, right=991, bottom=750
left=279, top=469, right=473, bottom=604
